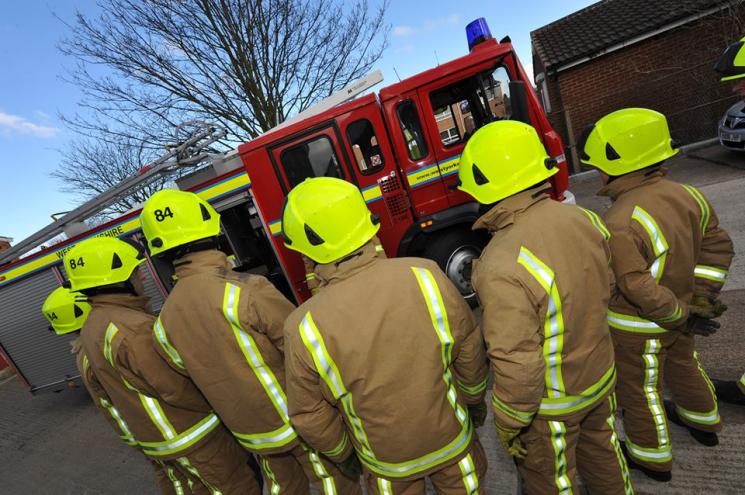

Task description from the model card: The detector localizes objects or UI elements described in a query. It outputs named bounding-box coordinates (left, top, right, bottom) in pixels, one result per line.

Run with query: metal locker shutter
left=140, top=264, right=166, bottom=314
left=0, top=271, right=77, bottom=393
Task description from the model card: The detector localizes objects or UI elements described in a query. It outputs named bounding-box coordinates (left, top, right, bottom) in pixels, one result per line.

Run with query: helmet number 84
left=69, top=257, right=85, bottom=269
left=154, top=207, right=174, bottom=222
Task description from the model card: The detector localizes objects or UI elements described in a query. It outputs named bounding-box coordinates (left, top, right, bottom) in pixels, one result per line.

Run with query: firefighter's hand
left=690, top=295, right=728, bottom=319
left=336, top=452, right=362, bottom=479
left=683, top=315, right=720, bottom=337
left=468, top=400, right=488, bottom=428
left=495, top=422, right=527, bottom=459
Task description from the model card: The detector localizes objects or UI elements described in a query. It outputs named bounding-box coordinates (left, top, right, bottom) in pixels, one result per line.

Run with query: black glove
left=337, top=452, right=362, bottom=479
left=468, top=401, right=488, bottom=428
left=684, top=315, right=720, bottom=336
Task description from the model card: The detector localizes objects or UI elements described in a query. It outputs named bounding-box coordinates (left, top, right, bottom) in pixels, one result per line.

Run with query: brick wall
left=543, top=10, right=744, bottom=171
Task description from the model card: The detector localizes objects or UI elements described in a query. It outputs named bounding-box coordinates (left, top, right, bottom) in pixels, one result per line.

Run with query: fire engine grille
left=379, top=174, right=411, bottom=222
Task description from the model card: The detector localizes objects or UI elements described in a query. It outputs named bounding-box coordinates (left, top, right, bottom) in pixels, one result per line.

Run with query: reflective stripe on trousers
left=178, top=457, right=222, bottom=495
left=458, top=453, right=480, bottom=494
left=626, top=339, right=672, bottom=464
left=606, top=394, right=634, bottom=495
left=674, top=352, right=720, bottom=427
left=260, top=457, right=281, bottom=495
left=548, top=421, right=572, bottom=494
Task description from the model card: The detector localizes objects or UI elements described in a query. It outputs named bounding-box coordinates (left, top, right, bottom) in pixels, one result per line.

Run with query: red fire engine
left=0, top=18, right=570, bottom=393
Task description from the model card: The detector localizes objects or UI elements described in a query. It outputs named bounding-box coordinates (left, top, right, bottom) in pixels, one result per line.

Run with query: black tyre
left=422, top=228, right=488, bottom=307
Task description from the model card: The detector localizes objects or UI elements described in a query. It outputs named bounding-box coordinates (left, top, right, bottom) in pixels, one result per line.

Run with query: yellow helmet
left=140, top=189, right=221, bottom=257
left=282, top=177, right=380, bottom=264
left=65, top=237, right=145, bottom=292
left=457, top=120, right=557, bottom=204
left=715, top=37, right=745, bottom=82
left=578, top=108, right=678, bottom=176
left=42, top=287, right=91, bottom=335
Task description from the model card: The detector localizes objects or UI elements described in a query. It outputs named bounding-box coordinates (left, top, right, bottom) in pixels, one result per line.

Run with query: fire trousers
left=155, top=426, right=261, bottom=495
left=259, top=443, right=363, bottom=494
left=612, top=329, right=720, bottom=472
left=364, top=438, right=486, bottom=495
left=516, top=393, right=633, bottom=495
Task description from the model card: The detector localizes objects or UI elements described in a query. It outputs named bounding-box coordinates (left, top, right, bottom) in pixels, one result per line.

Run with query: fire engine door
left=335, top=104, right=413, bottom=257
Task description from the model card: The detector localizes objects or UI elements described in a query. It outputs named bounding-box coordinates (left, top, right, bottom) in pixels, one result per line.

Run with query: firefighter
left=579, top=108, right=734, bottom=481
left=280, top=177, right=489, bottom=494
left=139, top=189, right=361, bottom=495
left=41, top=287, right=192, bottom=494
left=457, top=120, right=633, bottom=495
left=64, top=237, right=260, bottom=495
left=710, top=36, right=745, bottom=406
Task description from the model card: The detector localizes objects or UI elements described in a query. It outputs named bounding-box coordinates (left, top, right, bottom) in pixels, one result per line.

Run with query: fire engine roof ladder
left=0, top=123, right=227, bottom=264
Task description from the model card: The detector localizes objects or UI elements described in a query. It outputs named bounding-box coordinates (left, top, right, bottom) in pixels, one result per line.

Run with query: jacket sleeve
left=284, top=313, right=352, bottom=463
left=694, top=205, right=734, bottom=298
left=243, top=276, right=296, bottom=356
left=435, top=268, right=488, bottom=405
left=608, top=225, right=687, bottom=330
left=117, top=331, right=208, bottom=413
left=473, top=264, right=544, bottom=429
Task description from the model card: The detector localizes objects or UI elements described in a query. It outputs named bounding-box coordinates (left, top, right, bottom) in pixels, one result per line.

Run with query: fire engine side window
left=280, top=135, right=344, bottom=188
left=429, top=66, right=512, bottom=147
left=346, top=119, right=384, bottom=175
left=396, top=100, right=428, bottom=161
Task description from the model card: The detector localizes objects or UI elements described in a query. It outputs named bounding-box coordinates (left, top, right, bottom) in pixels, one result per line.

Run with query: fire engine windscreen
left=429, top=66, right=512, bottom=147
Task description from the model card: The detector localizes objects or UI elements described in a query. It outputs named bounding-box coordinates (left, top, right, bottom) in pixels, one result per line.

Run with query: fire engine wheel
left=423, top=229, right=487, bottom=307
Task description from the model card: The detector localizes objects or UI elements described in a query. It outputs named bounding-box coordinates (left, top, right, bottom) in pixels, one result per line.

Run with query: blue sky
left=0, top=0, right=596, bottom=245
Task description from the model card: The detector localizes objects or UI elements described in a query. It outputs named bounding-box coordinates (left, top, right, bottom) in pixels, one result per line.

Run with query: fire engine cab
left=0, top=18, right=570, bottom=394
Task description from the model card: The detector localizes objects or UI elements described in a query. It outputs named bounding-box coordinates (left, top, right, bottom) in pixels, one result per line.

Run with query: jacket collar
left=314, top=241, right=384, bottom=287
left=90, top=293, right=150, bottom=312
left=597, top=167, right=667, bottom=200
left=473, top=185, right=551, bottom=232
left=174, top=250, right=231, bottom=280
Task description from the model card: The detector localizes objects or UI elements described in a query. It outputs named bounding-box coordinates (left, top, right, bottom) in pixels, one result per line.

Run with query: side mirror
left=508, top=80, right=531, bottom=125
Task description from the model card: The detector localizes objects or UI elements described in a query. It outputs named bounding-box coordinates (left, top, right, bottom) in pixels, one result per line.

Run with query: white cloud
left=0, top=111, right=59, bottom=138
left=393, top=25, right=416, bottom=37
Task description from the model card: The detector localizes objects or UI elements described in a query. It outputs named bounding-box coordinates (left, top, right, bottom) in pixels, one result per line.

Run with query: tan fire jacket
left=471, top=186, right=617, bottom=430
left=599, top=168, right=734, bottom=333
left=73, top=338, right=137, bottom=447
left=154, top=250, right=298, bottom=455
left=284, top=242, right=488, bottom=480
left=81, top=294, right=221, bottom=460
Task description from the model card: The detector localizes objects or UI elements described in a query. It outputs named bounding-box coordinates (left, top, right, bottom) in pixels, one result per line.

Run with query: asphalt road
left=0, top=147, right=743, bottom=494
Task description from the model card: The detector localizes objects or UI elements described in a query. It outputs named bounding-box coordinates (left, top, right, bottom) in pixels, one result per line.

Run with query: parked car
left=719, top=100, right=745, bottom=151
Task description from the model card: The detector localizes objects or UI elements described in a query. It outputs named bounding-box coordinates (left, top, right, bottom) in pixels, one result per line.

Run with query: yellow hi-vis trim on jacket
left=299, top=308, right=473, bottom=479
left=631, top=206, right=668, bottom=282
left=681, top=185, right=710, bottom=235
left=517, top=247, right=567, bottom=399
left=579, top=207, right=611, bottom=240
left=693, top=265, right=728, bottom=282
left=516, top=247, right=617, bottom=417
left=626, top=339, right=672, bottom=465
left=222, top=282, right=298, bottom=451
left=154, top=318, right=185, bottom=369
left=101, top=321, right=221, bottom=457
left=82, top=353, right=137, bottom=446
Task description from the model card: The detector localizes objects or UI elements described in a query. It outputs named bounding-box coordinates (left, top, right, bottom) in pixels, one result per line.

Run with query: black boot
left=712, top=379, right=745, bottom=406
left=619, top=441, right=671, bottom=482
left=664, top=400, right=719, bottom=446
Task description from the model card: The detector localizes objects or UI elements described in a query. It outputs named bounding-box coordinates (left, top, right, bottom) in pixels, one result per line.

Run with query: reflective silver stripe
left=261, top=458, right=281, bottom=495
left=101, top=399, right=134, bottom=441
left=154, top=318, right=185, bottom=369
left=607, top=311, right=666, bottom=334
left=548, top=421, right=572, bottom=494
left=140, top=413, right=220, bottom=454
left=233, top=423, right=297, bottom=449
left=632, top=206, right=668, bottom=281
left=103, top=323, right=119, bottom=367
left=642, top=339, right=669, bottom=450
left=676, top=404, right=719, bottom=424
left=517, top=247, right=566, bottom=398
left=377, top=478, right=393, bottom=495
left=224, top=283, right=290, bottom=421
left=625, top=439, right=671, bottom=462
left=694, top=265, right=728, bottom=282
left=306, top=448, right=337, bottom=495
left=177, top=457, right=221, bottom=495
left=141, top=395, right=177, bottom=439
left=458, top=454, right=480, bottom=494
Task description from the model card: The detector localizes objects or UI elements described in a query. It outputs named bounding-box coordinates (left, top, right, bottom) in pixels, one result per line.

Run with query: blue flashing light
left=466, top=18, right=493, bottom=52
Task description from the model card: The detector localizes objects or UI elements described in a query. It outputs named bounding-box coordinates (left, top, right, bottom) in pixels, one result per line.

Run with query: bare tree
left=59, top=0, right=390, bottom=148
left=52, top=136, right=170, bottom=217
